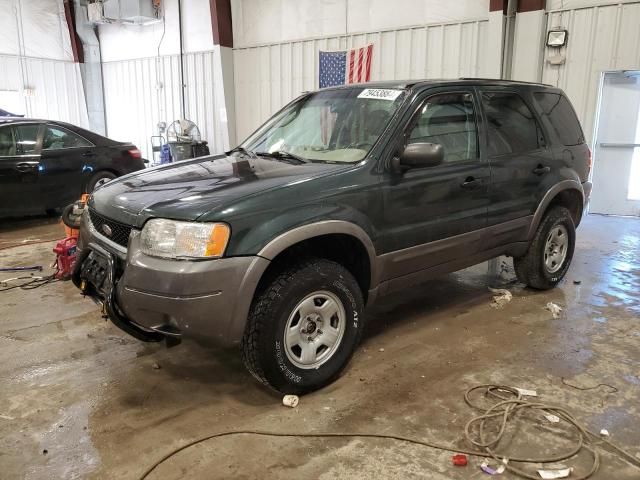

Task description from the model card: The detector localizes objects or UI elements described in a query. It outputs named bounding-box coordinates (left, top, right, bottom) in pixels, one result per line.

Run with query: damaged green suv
left=74, top=79, right=592, bottom=393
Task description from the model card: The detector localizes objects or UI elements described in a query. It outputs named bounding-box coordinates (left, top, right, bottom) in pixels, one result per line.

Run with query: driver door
left=379, top=88, right=490, bottom=281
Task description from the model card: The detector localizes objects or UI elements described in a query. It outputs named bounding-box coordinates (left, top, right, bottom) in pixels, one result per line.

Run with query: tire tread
left=514, top=206, right=575, bottom=290
left=241, top=257, right=363, bottom=392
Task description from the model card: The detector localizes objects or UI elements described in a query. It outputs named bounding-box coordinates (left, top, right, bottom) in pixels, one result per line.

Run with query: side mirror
left=392, top=142, right=444, bottom=173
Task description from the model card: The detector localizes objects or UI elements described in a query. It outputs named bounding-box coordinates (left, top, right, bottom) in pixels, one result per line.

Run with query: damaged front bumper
left=72, top=212, right=269, bottom=347
left=72, top=242, right=166, bottom=343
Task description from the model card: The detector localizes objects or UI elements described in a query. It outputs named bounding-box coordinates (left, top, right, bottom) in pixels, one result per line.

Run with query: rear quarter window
left=533, top=92, right=584, bottom=146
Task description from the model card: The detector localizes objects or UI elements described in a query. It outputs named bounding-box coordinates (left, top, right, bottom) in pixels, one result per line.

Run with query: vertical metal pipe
left=501, top=0, right=517, bottom=80
left=178, top=0, right=186, bottom=118
left=74, top=0, right=107, bottom=135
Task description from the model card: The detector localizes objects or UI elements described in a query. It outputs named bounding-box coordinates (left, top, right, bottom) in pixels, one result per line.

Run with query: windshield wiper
left=226, top=146, right=257, bottom=158
left=255, top=150, right=310, bottom=164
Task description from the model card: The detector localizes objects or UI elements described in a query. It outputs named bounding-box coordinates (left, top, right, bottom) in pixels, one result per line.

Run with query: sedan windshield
left=242, top=87, right=407, bottom=163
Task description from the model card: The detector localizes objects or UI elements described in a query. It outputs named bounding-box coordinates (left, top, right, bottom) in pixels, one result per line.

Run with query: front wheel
left=514, top=206, right=576, bottom=290
left=241, top=258, right=364, bottom=394
left=86, top=171, right=116, bottom=192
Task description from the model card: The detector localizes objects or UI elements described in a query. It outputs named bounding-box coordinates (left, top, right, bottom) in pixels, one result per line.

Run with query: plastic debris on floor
left=282, top=395, right=299, bottom=408
left=545, top=302, right=563, bottom=318
left=452, top=454, right=467, bottom=466
left=544, top=414, right=560, bottom=423
left=480, top=459, right=508, bottom=475
left=537, top=467, right=573, bottom=479
left=489, top=288, right=512, bottom=308
left=515, top=387, right=538, bottom=397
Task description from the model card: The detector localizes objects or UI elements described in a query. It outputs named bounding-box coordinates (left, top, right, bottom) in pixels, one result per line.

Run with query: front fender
left=232, top=204, right=380, bottom=287
left=258, top=220, right=379, bottom=286
left=224, top=208, right=380, bottom=342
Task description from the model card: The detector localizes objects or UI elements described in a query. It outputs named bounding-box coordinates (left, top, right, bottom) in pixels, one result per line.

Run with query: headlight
left=140, top=219, right=230, bottom=259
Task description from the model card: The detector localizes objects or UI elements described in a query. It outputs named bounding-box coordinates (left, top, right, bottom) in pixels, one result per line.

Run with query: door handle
left=82, top=151, right=96, bottom=157
left=460, top=176, right=481, bottom=189
left=14, top=162, right=38, bottom=173
left=532, top=165, right=551, bottom=175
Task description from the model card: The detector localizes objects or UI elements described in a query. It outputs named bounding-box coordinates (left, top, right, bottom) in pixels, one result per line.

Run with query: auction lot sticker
left=357, top=88, right=403, bottom=101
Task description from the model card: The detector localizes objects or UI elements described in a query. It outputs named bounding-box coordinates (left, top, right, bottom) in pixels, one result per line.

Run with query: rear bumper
left=582, top=181, right=592, bottom=222
left=582, top=181, right=592, bottom=202
left=75, top=212, right=269, bottom=346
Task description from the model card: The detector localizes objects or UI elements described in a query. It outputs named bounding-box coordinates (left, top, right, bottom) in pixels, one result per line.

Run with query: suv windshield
left=242, top=87, right=407, bottom=163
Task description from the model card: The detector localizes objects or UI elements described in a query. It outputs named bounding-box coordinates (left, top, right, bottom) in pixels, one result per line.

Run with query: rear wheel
left=86, top=171, right=116, bottom=192
left=514, top=206, right=575, bottom=290
left=241, top=258, right=364, bottom=394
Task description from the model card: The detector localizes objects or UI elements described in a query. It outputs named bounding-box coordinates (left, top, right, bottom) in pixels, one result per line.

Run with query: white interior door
left=591, top=71, right=640, bottom=216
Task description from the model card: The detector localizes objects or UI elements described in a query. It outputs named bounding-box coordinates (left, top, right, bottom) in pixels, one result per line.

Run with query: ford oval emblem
left=102, top=224, right=112, bottom=237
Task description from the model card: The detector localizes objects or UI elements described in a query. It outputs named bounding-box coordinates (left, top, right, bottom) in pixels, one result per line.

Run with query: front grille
left=89, top=209, right=132, bottom=248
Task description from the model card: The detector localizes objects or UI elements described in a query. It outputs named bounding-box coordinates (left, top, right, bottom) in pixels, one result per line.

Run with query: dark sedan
left=0, top=118, right=146, bottom=216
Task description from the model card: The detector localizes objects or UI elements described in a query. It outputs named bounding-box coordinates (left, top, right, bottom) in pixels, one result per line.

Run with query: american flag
left=319, top=44, right=373, bottom=88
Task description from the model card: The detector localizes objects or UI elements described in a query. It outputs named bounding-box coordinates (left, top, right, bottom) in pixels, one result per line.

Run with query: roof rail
left=459, top=77, right=553, bottom=87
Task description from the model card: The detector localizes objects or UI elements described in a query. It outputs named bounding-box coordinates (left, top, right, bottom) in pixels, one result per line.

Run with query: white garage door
left=590, top=71, right=640, bottom=217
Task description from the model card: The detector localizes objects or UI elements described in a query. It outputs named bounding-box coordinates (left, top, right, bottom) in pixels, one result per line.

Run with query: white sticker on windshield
left=357, top=88, right=402, bottom=101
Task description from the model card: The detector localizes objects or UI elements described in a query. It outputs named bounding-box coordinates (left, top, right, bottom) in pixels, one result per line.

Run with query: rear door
left=39, top=124, right=95, bottom=209
left=0, top=123, right=42, bottom=215
left=479, top=89, right=552, bottom=245
left=380, top=88, right=490, bottom=280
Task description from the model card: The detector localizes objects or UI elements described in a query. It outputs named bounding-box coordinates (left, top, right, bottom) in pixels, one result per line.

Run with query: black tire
left=86, top=171, right=116, bottom=192
left=514, top=206, right=575, bottom=290
left=241, top=258, right=365, bottom=394
left=60, top=204, right=76, bottom=228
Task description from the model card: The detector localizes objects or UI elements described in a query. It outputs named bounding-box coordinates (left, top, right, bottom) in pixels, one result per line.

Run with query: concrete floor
left=1, top=215, right=639, bottom=479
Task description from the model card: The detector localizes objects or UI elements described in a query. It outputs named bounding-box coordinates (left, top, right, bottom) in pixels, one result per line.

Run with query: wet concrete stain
left=0, top=215, right=639, bottom=479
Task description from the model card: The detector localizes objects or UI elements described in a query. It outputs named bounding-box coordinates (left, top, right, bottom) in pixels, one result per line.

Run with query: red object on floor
left=53, top=236, right=78, bottom=280
left=452, top=454, right=468, bottom=466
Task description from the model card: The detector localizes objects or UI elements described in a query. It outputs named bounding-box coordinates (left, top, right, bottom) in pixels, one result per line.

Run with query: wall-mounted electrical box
left=87, top=2, right=108, bottom=24
left=102, top=0, right=161, bottom=25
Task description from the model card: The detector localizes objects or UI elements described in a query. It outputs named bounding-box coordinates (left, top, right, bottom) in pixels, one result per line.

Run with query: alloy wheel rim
left=544, top=224, right=569, bottom=274
left=283, top=290, right=346, bottom=369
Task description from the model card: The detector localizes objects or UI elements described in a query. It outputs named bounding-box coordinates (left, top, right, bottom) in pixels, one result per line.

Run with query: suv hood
left=89, top=154, right=347, bottom=227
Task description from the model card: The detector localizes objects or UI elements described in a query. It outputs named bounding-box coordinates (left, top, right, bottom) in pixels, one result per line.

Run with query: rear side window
left=43, top=126, right=92, bottom=150
left=533, top=92, right=584, bottom=146
left=481, top=92, right=541, bottom=156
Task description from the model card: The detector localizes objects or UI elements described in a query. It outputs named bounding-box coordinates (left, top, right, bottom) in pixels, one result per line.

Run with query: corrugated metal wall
left=542, top=1, right=640, bottom=143
left=0, top=55, right=88, bottom=127
left=102, top=49, right=230, bottom=161
left=233, top=19, right=490, bottom=142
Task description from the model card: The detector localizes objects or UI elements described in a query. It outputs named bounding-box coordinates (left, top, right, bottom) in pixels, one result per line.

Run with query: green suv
left=73, top=79, right=592, bottom=393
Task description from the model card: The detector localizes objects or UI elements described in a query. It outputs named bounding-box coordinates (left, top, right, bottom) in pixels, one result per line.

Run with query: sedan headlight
left=140, top=219, right=230, bottom=259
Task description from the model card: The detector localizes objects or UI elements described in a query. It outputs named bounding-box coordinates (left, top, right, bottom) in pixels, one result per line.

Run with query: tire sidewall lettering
left=275, top=340, right=302, bottom=384
left=332, top=279, right=359, bottom=329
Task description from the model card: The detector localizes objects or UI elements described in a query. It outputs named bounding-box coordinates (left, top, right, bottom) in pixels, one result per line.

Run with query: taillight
left=587, top=146, right=592, bottom=176
left=127, top=148, right=141, bottom=159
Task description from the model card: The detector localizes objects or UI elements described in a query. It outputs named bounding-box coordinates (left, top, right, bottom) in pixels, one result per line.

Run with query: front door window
left=0, top=124, right=40, bottom=156
left=407, top=92, right=479, bottom=163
